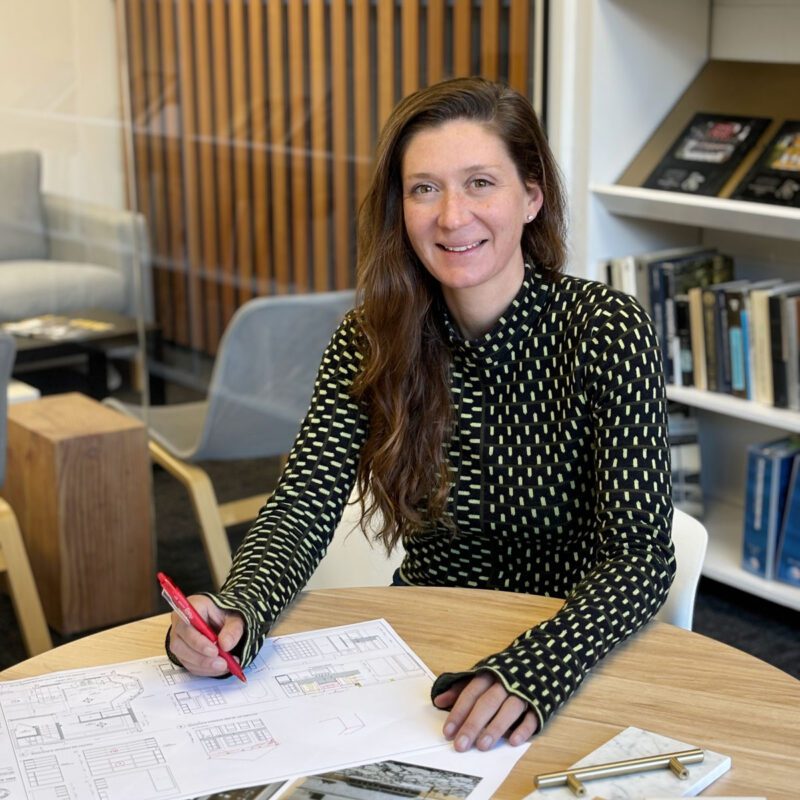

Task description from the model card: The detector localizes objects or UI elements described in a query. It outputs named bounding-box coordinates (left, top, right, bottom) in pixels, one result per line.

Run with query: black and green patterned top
left=204, top=265, right=675, bottom=729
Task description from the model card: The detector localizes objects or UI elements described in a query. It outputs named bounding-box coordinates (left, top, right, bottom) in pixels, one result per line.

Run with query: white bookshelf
left=666, top=386, right=800, bottom=434
left=703, top=499, right=800, bottom=612
left=591, top=185, right=800, bottom=243
left=550, top=0, right=800, bottom=611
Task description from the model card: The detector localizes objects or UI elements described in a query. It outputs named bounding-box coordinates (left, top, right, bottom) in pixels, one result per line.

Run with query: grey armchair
left=0, top=150, right=153, bottom=323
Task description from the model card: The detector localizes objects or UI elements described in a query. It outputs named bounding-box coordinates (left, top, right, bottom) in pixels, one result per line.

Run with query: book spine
left=688, top=286, right=707, bottom=390
left=742, top=448, right=769, bottom=578
left=752, top=292, right=774, bottom=406
left=634, top=258, right=652, bottom=316
left=787, top=297, right=800, bottom=411
left=741, top=303, right=754, bottom=400
left=776, top=456, right=800, bottom=588
left=649, top=262, right=673, bottom=382
left=769, top=295, right=789, bottom=408
left=675, top=296, right=693, bottom=386
left=726, top=290, right=747, bottom=398
left=702, top=289, right=719, bottom=392
left=716, top=288, right=734, bottom=394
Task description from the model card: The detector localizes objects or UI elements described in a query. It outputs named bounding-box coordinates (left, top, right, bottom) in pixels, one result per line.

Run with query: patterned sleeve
left=431, top=289, right=675, bottom=730
left=199, top=314, right=369, bottom=667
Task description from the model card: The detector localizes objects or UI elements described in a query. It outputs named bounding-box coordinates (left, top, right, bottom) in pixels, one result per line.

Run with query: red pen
left=157, top=571, right=247, bottom=683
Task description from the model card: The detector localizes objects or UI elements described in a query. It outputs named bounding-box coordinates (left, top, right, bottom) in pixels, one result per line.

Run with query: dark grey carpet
left=1, top=367, right=798, bottom=677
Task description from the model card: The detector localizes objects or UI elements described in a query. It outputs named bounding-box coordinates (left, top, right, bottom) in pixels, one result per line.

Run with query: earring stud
left=526, top=214, right=534, bottom=222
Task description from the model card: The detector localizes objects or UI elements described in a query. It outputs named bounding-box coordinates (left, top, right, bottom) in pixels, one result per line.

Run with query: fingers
left=168, top=595, right=245, bottom=678
left=439, top=672, right=538, bottom=752
left=432, top=678, right=468, bottom=709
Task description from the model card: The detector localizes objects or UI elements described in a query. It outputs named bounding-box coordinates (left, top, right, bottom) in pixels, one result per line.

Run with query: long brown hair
left=351, top=77, right=567, bottom=552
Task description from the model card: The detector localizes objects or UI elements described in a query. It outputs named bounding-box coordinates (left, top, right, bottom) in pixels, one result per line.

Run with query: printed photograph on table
left=279, top=759, right=482, bottom=799
left=643, top=112, right=771, bottom=196
left=190, top=785, right=285, bottom=799
left=731, top=119, right=800, bottom=207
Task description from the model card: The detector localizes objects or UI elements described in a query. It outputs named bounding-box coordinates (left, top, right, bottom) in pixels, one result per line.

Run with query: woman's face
left=401, top=119, right=542, bottom=301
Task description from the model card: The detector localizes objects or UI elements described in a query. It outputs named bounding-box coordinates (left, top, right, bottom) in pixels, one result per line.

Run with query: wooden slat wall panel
left=209, top=0, right=232, bottom=347
left=509, top=0, right=532, bottom=95
left=353, top=0, right=372, bottom=209
left=481, top=0, right=501, bottom=80
left=330, top=0, right=350, bottom=290
left=248, top=0, right=271, bottom=297
left=160, top=3, right=197, bottom=349
left=288, top=0, right=309, bottom=293
left=453, top=0, right=472, bottom=77
left=193, top=0, right=219, bottom=352
left=230, top=0, right=254, bottom=311
left=309, top=0, right=329, bottom=291
left=123, top=0, right=543, bottom=355
left=402, top=0, right=419, bottom=96
left=427, top=0, right=445, bottom=85
left=268, top=0, right=290, bottom=293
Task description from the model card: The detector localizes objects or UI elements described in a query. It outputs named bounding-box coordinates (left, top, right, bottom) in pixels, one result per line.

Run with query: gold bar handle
left=534, top=747, right=705, bottom=796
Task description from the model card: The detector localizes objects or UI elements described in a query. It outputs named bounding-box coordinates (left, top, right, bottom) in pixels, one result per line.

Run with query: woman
left=167, top=77, right=675, bottom=753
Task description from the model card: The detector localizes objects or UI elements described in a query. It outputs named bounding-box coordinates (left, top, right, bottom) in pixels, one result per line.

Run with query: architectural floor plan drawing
left=0, top=619, right=449, bottom=800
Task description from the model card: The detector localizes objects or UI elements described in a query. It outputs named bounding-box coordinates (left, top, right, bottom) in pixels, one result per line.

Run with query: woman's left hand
left=433, top=671, right=539, bottom=751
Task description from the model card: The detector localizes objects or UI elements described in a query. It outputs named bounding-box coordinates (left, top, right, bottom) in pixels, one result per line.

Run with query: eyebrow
left=403, top=164, right=502, bottom=181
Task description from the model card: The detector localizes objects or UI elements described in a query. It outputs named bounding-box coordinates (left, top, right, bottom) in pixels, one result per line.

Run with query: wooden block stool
left=1, top=393, right=155, bottom=634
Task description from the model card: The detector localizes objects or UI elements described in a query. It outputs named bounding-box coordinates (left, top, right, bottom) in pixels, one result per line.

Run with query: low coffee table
left=8, top=309, right=164, bottom=402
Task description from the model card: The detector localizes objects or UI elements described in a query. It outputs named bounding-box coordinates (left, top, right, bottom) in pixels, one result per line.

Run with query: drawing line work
left=0, top=619, right=446, bottom=800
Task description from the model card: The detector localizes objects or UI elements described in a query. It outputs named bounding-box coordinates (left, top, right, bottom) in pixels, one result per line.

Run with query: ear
left=525, top=183, right=544, bottom=222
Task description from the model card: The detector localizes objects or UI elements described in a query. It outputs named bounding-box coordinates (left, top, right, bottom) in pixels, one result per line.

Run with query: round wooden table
left=3, top=586, right=798, bottom=799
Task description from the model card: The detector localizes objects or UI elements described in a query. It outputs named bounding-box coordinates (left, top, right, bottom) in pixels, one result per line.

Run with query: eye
left=470, top=177, right=493, bottom=189
left=409, top=183, right=435, bottom=195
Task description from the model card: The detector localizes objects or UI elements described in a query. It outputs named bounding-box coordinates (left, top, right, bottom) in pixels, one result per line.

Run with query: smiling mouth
left=437, top=240, right=487, bottom=253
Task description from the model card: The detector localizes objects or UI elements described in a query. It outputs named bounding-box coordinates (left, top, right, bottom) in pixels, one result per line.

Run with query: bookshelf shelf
left=666, top=386, right=800, bottom=433
left=591, top=184, right=800, bottom=243
left=703, top=499, right=800, bottom=612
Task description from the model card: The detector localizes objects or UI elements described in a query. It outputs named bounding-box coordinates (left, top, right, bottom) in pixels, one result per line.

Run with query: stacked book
left=743, top=437, right=800, bottom=588
left=603, top=246, right=800, bottom=409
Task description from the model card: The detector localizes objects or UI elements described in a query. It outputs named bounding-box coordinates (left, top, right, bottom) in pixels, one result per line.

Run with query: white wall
left=0, top=0, right=126, bottom=208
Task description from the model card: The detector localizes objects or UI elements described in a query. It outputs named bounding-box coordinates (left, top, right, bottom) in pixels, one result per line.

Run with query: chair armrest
left=41, top=193, right=154, bottom=322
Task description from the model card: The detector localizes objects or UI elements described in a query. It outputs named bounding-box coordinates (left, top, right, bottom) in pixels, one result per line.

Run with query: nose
left=437, top=190, right=471, bottom=230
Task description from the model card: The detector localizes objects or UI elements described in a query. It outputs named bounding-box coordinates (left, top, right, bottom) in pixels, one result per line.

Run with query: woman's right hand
left=167, top=594, right=245, bottom=677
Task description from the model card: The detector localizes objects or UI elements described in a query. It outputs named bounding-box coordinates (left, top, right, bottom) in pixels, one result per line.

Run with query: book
left=525, top=726, right=731, bottom=800
left=750, top=283, right=788, bottom=405
left=727, top=279, right=783, bottom=400
left=637, top=246, right=720, bottom=382
left=643, top=112, right=771, bottom=196
left=776, top=455, right=800, bottom=589
left=701, top=279, right=749, bottom=393
left=669, top=405, right=703, bottom=518
left=688, top=286, right=708, bottom=390
left=767, top=283, right=800, bottom=408
left=671, top=252, right=732, bottom=387
left=742, top=436, right=800, bottom=579
left=1, top=314, right=114, bottom=341
left=731, top=119, right=800, bottom=207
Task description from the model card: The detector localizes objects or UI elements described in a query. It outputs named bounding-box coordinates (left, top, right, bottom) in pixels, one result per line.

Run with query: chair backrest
left=0, top=330, right=16, bottom=487
left=655, top=507, right=708, bottom=630
left=0, top=150, right=48, bottom=262
left=194, top=290, right=356, bottom=460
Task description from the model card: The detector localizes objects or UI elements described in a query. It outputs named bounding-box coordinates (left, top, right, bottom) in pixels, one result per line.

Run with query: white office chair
left=655, top=507, right=708, bottom=630
left=304, top=490, right=405, bottom=590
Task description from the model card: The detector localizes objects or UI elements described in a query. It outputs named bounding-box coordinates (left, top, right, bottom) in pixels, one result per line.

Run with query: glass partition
left=1, top=0, right=547, bottom=401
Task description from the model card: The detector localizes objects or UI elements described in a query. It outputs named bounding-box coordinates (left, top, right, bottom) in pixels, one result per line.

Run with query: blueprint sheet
left=0, top=619, right=452, bottom=800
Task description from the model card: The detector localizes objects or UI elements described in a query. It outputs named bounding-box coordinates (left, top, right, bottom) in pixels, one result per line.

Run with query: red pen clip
left=158, top=572, right=247, bottom=683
